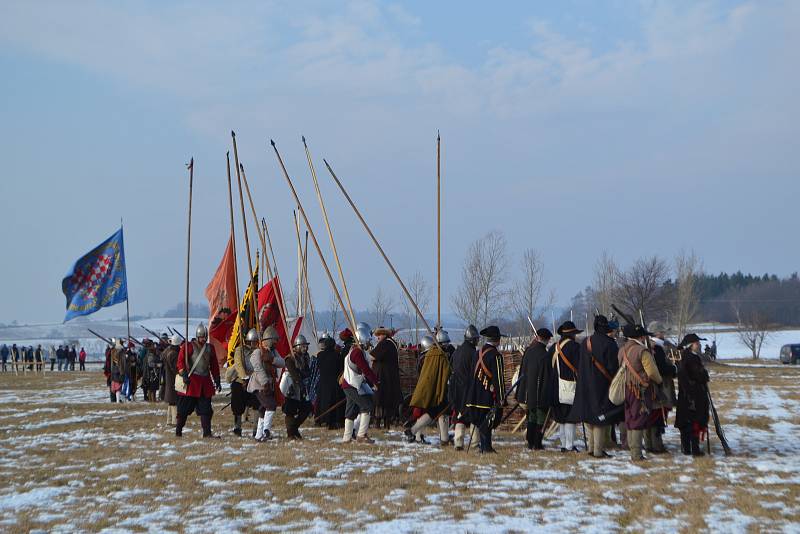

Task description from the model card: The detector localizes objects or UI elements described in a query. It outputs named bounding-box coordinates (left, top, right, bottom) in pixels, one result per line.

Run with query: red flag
left=205, top=236, right=238, bottom=363
left=258, top=276, right=302, bottom=356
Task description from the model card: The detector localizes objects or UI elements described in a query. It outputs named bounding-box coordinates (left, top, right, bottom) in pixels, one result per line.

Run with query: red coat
left=177, top=342, right=220, bottom=399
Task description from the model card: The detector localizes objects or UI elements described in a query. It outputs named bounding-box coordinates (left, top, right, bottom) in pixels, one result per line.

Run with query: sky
left=0, top=0, right=798, bottom=325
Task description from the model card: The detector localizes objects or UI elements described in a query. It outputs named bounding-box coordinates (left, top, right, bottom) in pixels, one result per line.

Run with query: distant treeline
left=696, top=272, right=800, bottom=326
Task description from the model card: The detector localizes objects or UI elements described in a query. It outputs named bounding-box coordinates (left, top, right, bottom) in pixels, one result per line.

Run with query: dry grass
left=0, top=362, right=799, bottom=532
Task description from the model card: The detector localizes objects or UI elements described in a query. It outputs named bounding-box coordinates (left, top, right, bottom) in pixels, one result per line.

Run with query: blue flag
left=62, top=228, right=128, bottom=322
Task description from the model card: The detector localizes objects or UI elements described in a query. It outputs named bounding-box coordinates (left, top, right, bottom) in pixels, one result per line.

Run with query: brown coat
left=161, top=346, right=179, bottom=405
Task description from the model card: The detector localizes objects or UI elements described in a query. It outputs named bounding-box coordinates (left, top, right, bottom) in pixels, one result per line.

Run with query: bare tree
left=732, top=298, right=772, bottom=360
left=591, top=251, right=619, bottom=316
left=614, top=255, right=670, bottom=321
left=673, top=249, right=702, bottom=341
left=451, top=230, right=508, bottom=327
left=510, top=248, right=553, bottom=337
left=401, top=271, right=431, bottom=344
left=328, top=292, right=342, bottom=335
left=370, top=286, right=395, bottom=328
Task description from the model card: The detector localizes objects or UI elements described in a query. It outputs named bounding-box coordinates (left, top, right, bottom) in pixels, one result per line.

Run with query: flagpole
left=226, top=152, right=240, bottom=314
left=269, top=140, right=356, bottom=335
left=436, top=130, right=441, bottom=330
left=122, top=217, right=131, bottom=344
left=185, top=158, right=194, bottom=347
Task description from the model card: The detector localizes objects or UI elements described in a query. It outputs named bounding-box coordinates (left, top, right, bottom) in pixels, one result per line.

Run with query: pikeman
left=227, top=328, right=259, bottom=436
left=161, top=334, right=181, bottom=426
left=247, top=326, right=285, bottom=442
left=405, top=335, right=452, bottom=445
left=341, top=325, right=380, bottom=444
left=619, top=324, right=663, bottom=461
left=516, top=328, right=553, bottom=451
left=463, top=325, right=506, bottom=454
left=141, top=339, right=162, bottom=402
left=646, top=321, right=678, bottom=454
left=109, top=339, right=126, bottom=403
left=370, top=326, right=403, bottom=428
left=675, top=333, right=709, bottom=457
left=176, top=323, right=222, bottom=438
left=449, top=325, right=479, bottom=450
left=436, top=330, right=455, bottom=358
left=551, top=321, right=582, bottom=453
left=280, top=334, right=313, bottom=440
left=571, top=316, right=620, bottom=459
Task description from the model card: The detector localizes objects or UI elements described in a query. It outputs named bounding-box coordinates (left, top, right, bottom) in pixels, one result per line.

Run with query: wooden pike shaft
left=231, top=132, right=260, bottom=339
left=270, top=140, right=356, bottom=335
left=436, top=130, right=441, bottom=329
left=302, top=231, right=319, bottom=337
left=239, top=163, right=290, bottom=340
left=323, top=158, right=436, bottom=339
left=302, top=136, right=357, bottom=328
left=260, top=216, right=292, bottom=340
left=225, top=153, right=240, bottom=317
left=185, top=158, right=193, bottom=345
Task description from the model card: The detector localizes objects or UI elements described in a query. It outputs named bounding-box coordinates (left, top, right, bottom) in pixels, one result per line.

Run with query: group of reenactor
left=98, top=314, right=713, bottom=460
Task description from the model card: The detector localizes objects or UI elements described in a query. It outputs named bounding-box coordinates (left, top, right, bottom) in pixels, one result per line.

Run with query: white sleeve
left=272, top=355, right=285, bottom=368
left=279, top=370, right=291, bottom=396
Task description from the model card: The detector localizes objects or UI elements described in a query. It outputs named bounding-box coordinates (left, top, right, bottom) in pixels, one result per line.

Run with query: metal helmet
left=293, top=334, right=309, bottom=348
left=245, top=328, right=259, bottom=343
left=170, top=334, right=182, bottom=347
left=262, top=326, right=280, bottom=341
left=436, top=329, right=451, bottom=344
left=355, top=326, right=372, bottom=347
left=196, top=323, right=208, bottom=338
left=356, top=322, right=371, bottom=333
left=464, top=325, right=479, bottom=342
left=419, top=335, right=436, bottom=353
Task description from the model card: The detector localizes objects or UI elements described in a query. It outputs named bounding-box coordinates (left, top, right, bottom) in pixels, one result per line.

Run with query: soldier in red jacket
left=176, top=323, right=221, bottom=438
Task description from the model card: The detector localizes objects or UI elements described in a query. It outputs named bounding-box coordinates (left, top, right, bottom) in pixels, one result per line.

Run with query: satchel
left=608, top=365, right=626, bottom=405
left=556, top=342, right=576, bottom=405
left=175, top=344, right=208, bottom=395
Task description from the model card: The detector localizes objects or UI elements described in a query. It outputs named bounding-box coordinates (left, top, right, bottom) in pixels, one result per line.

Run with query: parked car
left=779, top=344, right=800, bottom=364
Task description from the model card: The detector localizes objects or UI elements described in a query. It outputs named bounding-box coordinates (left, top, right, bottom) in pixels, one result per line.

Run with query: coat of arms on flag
left=62, top=227, right=128, bottom=322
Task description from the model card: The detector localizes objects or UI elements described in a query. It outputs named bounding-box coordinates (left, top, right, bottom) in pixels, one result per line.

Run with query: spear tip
left=270, top=139, right=276, bottom=147
left=301, top=135, right=306, bottom=144
left=231, top=130, right=236, bottom=138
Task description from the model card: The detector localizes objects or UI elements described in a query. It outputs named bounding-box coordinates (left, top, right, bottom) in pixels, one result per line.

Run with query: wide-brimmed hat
left=480, top=325, right=506, bottom=339
left=373, top=327, right=394, bottom=337
left=557, top=321, right=583, bottom=336
left=679, top=333, right=707, bottom=347
left=622, top=324, right=652, bottom=339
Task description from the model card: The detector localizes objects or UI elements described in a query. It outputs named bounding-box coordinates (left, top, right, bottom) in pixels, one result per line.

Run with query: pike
left=87, top=328, right=112, bottom=345
left=269, top=140, right=356, bottom=335
left=707, top=384, right=732, bottom=455
left=184, top=158, right=193, bottom=349
left=323, top=158, right=438, bottom=342
left=303, top=137, right=356, bottom=329
left=140, top=324, right=163, bottom=340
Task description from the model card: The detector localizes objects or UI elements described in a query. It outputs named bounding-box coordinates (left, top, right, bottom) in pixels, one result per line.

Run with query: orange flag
left=205, top=236, right=238, bottom=364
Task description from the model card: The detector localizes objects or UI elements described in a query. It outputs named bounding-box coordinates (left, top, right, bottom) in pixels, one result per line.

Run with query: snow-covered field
left=703, top=329, right=800, bottom=361
left=0, top=363, right=798, bottom=532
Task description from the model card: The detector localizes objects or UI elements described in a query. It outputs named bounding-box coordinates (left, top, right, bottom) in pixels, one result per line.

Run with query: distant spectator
left=79, top=347, right=87, bottom=371
left=25, top=346, right=34, bottom=370
left=0, top=344, right=8, bottom=372
left=56, top=345, right=65, bottom=371
left=35, top=345, right=44, bottom=372
left=49, top=345, right=56, bottom=371
left=68, top=346, right=77, bottom=371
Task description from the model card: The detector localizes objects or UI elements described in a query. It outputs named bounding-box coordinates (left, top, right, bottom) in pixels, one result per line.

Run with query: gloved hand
left=214, top=378, right=222, bottom=393
left=181, top=372, right=190, bottom=386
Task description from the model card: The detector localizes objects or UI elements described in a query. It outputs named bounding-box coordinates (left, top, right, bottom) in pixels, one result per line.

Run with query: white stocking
left=263, top=410, right=275, bottom=431
left=254, top=418, right=265, bottom=440
left=411, top=413, right=433, bottom=439
left=357, top=413, right=371, bottom=437
left=342, top=418, right=355, bottom=443
left=454, top=423, right=466, bottom=447
left=438, top=415, right=450, bottom=444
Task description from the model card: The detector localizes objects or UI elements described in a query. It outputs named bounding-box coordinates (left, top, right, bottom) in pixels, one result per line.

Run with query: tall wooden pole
left=122, top=217, right=131, bottom=344
left=302, top=136, right=357, bottom=328
left=293, top=210, right=302, bottom=315
left=185, top=158, right=193, bottom=346
left=231, top=132, right=259, bottom=341
left=323, top=158, right=437, bottom=340
left=270, top=140, right=356, bottom=335
left=238, top=164, right=291, bottom=339
left=436, top=131, right=441, bottom=330
left=302, top=231, right=319, bottom=337
left=225, top=153, right=240, bottom=313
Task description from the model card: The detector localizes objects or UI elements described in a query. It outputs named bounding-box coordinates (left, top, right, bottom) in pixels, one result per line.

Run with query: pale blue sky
left=0, top=1, right=798, bottom=324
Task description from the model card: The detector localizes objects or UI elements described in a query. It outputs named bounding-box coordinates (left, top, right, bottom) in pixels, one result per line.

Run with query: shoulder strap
left=474, top=347, right=492, bottom=378
left=586, top=336, right=612, bottom=382
left=557, top=341, right=577, bottom=375
left=622, top=346, right=647, bottom=385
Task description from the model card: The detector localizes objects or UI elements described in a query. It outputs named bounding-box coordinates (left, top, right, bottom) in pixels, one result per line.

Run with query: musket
left=314, top=397, right=346, bottom=422
left=707, top=384, right=731, bottom=455
left=611, top=304, right=636, bottom=326
left=87, top=328, right=113, bottom=345
left=499, top=402, right=521, bottom=424
left=140, top=324, right=163, bottom=340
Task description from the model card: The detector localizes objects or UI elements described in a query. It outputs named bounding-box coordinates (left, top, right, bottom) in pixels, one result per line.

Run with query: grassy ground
left=0, top=360, right=798, bottom=533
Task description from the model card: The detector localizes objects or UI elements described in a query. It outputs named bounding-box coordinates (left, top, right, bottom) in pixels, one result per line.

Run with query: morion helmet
left=436, top=329, right=451, bottom=344
left=262, top=326, right=280, bottom=341
left=464, top=325, right=479, bottom=342
left=245, top=328, right=259, bottom=343
left=196, top=323, right=208, bottom=338
left=419, top=335, right=435, bottom=353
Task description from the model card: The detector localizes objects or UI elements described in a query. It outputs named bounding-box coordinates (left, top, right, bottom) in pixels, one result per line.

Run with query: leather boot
left=534, top=425, right=544, bottom=450
left=628, top=429, right=644, bottom=461
left=233, top=415, right=242, bottom=436
left=643, top=427, right=653, bottom=452
left=680, top=428, right=691, bottom=455
left=526, top=422, right=537, bottom=450
left=690, top=436, right=705, bottom=457
left=285, top=414, right=298, bottom=439
left=651, top=428, right=667, bottom=453
left=175, top=415, right=186, bottom=437
left=200, top=415, right=215, bottom=438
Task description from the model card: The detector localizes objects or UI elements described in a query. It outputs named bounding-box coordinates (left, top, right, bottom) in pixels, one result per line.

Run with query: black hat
left=679, top=333, right=707, bottom=347
left=622, top=324, right=652, bottom=339
left=536, top=328, right=553, bottom=340
left=557, top=321, right=583, bottom=336
left=594, top=315, right=612, bottom=334
left=480, top=325, right=506, bottom=339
